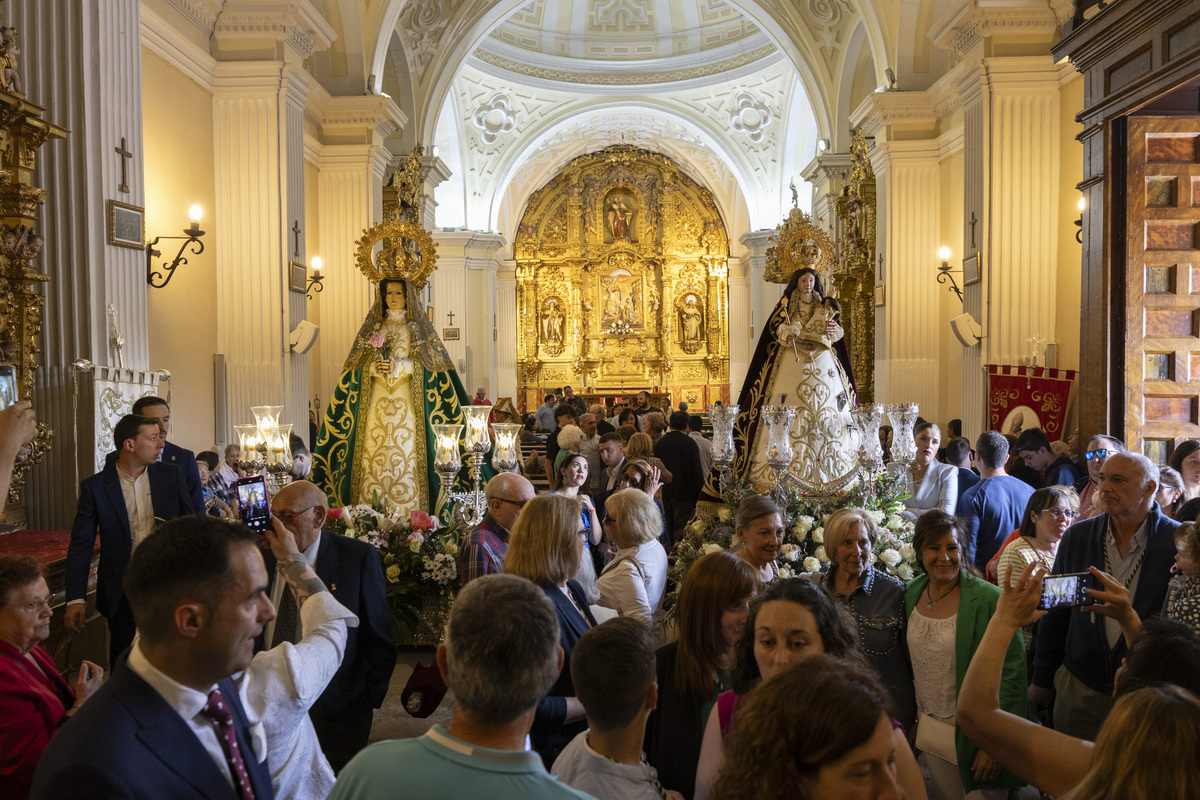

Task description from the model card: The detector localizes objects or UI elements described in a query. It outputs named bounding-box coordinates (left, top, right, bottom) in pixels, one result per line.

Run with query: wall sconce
left=306, top=256, right=324, bottom=299
left=147, top=205, right=205, bottom=289
left=817, top=138, right=830, bottom=153
left=936, top=246, right=963, bottom=301
left=1074, top=196, right=1085, bottom=244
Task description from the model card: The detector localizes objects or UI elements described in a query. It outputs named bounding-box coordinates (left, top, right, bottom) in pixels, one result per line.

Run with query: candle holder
left=490, top=423, right=523, bottom=472
left=884, top=402, right=920, bottom=495
left=760, top=405, right=796, bottom=505
left=707, top=403, right=741, bottom=501
left=444, top=406, right=493, bottom=528
left=432, top=423, right=464, bottom=522
left=234, top=424, right=267, bottom=475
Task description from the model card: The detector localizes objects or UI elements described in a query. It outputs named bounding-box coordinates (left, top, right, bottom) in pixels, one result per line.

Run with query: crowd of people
left=3, top=388, right=1200, bottom=800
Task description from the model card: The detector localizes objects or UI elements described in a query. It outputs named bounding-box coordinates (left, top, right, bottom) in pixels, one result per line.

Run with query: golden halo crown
left=354, top=217, right=438, bottom=289
left=764, top=207, right=836, bottom=286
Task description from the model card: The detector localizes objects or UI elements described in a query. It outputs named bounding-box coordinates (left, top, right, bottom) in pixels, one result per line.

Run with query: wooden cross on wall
left=968, top=212, right=978, bottom=251
left=292, top=220, right=302, bottom=258
left=115, top=137, right=133, bottom=194
left=447, top=310, right=456, bottom=325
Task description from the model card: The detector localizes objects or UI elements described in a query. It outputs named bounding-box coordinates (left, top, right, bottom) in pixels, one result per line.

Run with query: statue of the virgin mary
left=311, top=220, right=483, bottom=519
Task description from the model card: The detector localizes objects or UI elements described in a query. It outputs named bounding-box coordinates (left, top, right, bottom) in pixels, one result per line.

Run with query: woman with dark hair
left=1169, top=439, right=1200, bottom=505
left=890, top=421, right=958, bottom=518
left=695, top=578, right=927, bottom=800
left=905, top=510, right=1026, bottom=799
left=732, top=494, right=785, bottom=585
left=0, top=556, right=103, bottom=799
left=995, top=486, right=1079, bottom=589
left=1156, top=465, right=1185, bottom=519
left=711, top=655, right=905, bottom=800
left=645, top=551, right=756, bottom=799
left=552, top=451, right=604, bottom=586
left=312, top=276, right=479, bottom=519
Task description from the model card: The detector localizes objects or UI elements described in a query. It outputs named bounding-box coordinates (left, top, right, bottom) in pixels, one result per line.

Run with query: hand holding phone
left=1038, top=572, right=1097, bottom=610
left=235, top=475, right=271, bottom=537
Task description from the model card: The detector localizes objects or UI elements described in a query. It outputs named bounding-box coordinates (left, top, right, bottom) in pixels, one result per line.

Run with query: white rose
left=780, top=543, right=801, bottom=562
left=895, top=563, right=915, bottom=582
left=702, top=542, right=724, bottom=555
left=794, top=515, right=814, bottom=535
left=779, top=565, right=796, bottom=579
left=802, top=556, right=821, bottom=573
left=868, top=551, right=878, bottom=564
left=815, top=546, right=828, bottom=563
left=717, top=507, right=733, bottom=522
left=881, top=548, right=902, bottom=567
left=899, top=544, right=916, bottom=562
left=886, top=516, right=906, bottom=531
left=812, top=528, right=824, bottom=544
left=870, top=509, right=886, bottom=524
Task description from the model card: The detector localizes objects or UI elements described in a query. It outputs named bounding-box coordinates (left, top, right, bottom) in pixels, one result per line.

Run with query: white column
left=498, top=261, right=519, bottom=401
left=20, top=0, right=148, bottom=527
left=430, top=231, right=505, bottom=393
left=212, top=62, right=311, bottom=436
left=312, top=144, right=390, bottom=403
left=874, top=140, right=941, bottom=418
left=738, top=230, right=779, bottom=342
left=728, top=269, right=751, bottom=394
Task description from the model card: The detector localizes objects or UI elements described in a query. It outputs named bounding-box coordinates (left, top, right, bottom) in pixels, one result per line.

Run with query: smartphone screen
left=0, top=365, right=16, bottom=410
left=235, top=474, right=271, bottom=536
left=1038, top=572, right=1096, bottom=610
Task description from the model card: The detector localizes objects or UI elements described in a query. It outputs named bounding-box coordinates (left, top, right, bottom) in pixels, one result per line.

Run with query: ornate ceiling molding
left=213, top=0, right=337, bottom=60
left=470, top=39, right=778, bottom=87
left=164, top=0, right=223, bottom=35
left=304, top=83, right=408, bottom=142
left=931, top=2, right=1060, bottom=56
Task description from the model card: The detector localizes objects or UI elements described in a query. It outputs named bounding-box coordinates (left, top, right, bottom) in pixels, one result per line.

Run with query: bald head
left=270, top=480, right=331, bottom=550
left=485, top=472, right=535, bottom=530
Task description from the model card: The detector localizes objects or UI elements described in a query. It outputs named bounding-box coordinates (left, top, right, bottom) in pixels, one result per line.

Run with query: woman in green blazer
left=904, top=510, right=1027, bottom=798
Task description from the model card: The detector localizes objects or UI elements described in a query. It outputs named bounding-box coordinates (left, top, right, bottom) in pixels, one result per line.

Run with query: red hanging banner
left=985, top=364, right=1077, bottom=442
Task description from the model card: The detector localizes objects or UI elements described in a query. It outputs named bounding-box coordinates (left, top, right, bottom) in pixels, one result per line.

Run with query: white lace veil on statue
left=343, top=277, right=454, bottom=373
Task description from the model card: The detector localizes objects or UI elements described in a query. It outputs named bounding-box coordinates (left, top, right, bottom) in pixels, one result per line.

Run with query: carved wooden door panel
left=1126, top=116, right=1200, bottom=463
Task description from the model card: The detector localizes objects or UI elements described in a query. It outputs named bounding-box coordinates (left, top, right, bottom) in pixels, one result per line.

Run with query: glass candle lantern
left=885, top=403, right=920, bottom=463
left=490, top=423, right=523, bottom=472
left=760, top=405, right=796, bottom=471
left=708, top=404, right=740, bottom=466
left=850, top=404, right=884, bottom=463
left=461, top=406, right=491, bottom=453
left=432, top=423, right=463, bottom=476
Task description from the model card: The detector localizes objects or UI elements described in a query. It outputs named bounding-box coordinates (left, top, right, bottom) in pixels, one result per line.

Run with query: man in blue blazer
left=32, top=517, right=276, bottom=800
left=1031, top=451, right=1178, bottom=740
left=263, top=480, right=395, bottom=772
left=101, top=395, right=205, bottom=515
left=65, top=414, right=195, bottom=665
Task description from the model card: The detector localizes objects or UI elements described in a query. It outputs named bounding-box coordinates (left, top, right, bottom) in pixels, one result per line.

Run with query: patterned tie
left=271, top=580, right=298, bottom=647
left=198, top=688, right=257, bottom=800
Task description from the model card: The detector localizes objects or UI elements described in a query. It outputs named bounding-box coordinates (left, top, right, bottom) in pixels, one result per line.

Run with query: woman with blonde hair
left=817, top=507, right=915, bottom=729
left=645, top=551, right=756, bottom=798
left=597, top=488, right=669, bottom=624
left=1059, top=685, right=1200, bottom=800
left=504, top=494, right=596, bottom=767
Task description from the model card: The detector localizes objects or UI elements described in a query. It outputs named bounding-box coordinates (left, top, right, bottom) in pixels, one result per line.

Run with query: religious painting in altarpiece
left=514, top=145, right=730, bottom=412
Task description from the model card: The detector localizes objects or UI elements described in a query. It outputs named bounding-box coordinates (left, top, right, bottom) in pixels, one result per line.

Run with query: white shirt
left=127, top=642, right=267, bottom=790
left=596, top=539, right=669, bottom=625
left=116, top=464, right=156, bottom=550
left=216, top=462, right=240, bottom=485
left=238, top=590, right=358, bottom=800
left=689, top=431, right=713, bottom=481
left=605, top=458, right=627, bottom=491
left=263, top=535, right=321, bottom=646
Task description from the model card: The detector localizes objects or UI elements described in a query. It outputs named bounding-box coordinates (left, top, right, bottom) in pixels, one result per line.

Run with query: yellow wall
left=938, top=147, right=965, bottom=428
left=141, top=48, right=219, bottom=453
left=304, top=159, right=323, bottom=412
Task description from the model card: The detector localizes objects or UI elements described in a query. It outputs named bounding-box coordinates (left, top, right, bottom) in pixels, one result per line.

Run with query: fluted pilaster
left=738, top=230, right=778, bottom=344
left=497, top=265, right=519, bottom=400
left=21, top=0, right=146, bottom=527
left=430, top=231, right=505, bottom=393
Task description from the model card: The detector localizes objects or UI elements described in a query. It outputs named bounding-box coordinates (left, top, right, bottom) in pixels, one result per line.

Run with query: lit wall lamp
left=306, top=256, right=324, bottom=299
left=1074, top=196, right=1085, bottom=244
left=147, top=205, right=205, bottom=289
left=936, top=246, right=963, bottom=301
left=817, top=138, right=830, bottom=153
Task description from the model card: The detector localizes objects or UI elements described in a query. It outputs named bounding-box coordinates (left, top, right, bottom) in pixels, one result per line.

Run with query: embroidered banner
left=986, top=364, right=1077, bottom=442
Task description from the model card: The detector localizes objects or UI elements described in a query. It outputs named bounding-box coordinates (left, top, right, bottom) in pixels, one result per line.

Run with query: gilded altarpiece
left=515, top=146, right=730, bottom=409
left=832, top=129, right=877, bottom=404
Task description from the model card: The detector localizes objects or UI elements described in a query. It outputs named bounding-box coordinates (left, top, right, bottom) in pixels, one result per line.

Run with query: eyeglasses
left=273, top=505, right=317, bottom=524
left=1042, top=508, right=1077, bottom=519
left=1084, top=449, right=1109, bottom=461
left=494, top=497, right=528, bottom=509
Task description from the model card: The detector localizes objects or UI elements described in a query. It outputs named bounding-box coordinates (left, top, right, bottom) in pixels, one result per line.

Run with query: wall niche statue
left=605, top=192, right=635, bottom=243
left=678, top=294, right=704, bottom=354
left=541, top=296, right=565, bottom=345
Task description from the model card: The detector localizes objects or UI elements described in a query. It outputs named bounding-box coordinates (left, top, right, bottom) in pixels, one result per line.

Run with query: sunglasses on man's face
left=1084, top=449, right=1109, bottom=461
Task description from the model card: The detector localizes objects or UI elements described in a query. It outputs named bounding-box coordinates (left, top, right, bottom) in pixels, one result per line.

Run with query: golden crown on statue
left=354, top=215, right=439, bottom=289
left=764, top=207, right=836, bottom=286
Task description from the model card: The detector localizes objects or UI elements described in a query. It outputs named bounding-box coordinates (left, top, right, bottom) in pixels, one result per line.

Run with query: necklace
left=925, top=577, right=960, bottom=610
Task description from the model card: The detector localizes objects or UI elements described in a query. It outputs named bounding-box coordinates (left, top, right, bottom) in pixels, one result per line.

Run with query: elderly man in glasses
left=265, top=480, right=396, bottom=773
left=459, top=472, right=536, bottom=586
left=1075, top=434, right=1126, bottom=520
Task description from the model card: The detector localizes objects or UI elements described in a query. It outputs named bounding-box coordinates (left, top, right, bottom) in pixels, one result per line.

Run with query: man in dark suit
left=653, top=411, right=704, bottom=543
left=264, top=480, right=395, bottom=772
left=116, top=396, right=205, bottom=513
left=32, top=517, right=276, bottom=800
left=64, top=414, right=195, bottom=665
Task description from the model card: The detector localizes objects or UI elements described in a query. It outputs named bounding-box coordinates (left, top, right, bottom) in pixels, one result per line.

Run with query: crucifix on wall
left=292, top=220, right=302, bottom=258
left=968, top=211, right=978, bottom=251
left=447, top=310, right=456, bottom=325
left=115, top=137, right=133, bottom=194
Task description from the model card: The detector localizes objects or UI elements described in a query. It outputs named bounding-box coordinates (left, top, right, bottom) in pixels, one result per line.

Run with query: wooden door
left=1126, top=116, right=1200, bottom=463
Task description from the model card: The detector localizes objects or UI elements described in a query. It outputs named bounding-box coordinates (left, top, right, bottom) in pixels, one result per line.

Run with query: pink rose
left=325, top=507, right=344, bottom=520
left=409, top=509, right=436, bottom=531
left=368, top=333, right=385, bottom=349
